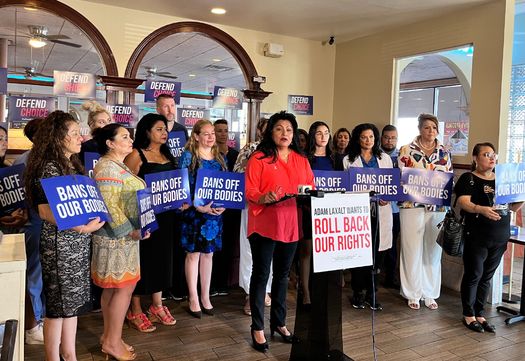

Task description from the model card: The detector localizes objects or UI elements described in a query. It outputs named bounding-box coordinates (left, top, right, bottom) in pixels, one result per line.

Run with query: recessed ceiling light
left=212, top=58, right=221, bottom=62
left=211, top=8, right=226, bottom=15
left=24, top=7, right=37, bottom=11
left=188, top=74, right=196, bottom=77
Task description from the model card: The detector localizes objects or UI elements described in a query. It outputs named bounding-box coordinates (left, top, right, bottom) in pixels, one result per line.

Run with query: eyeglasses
left=0, top=136, right=7, bottom=142
left=482, top=152, right=498, bottom=160
left=382, top=136, right=397, bottom=141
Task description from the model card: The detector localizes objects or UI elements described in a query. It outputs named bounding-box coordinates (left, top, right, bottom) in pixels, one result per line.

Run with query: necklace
left=417, top=138, right=436, bottom=151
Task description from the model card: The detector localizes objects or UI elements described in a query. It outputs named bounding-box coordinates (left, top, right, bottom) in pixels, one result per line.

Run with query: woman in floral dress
left=178, top=119, right=226, bottom=318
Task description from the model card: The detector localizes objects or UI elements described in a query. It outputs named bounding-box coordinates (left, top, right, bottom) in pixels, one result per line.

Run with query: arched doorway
left=125, top=21, right=270, bottom=143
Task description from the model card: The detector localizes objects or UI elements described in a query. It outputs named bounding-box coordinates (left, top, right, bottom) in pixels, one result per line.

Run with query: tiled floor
left=25, top=281, right=525, bottom=361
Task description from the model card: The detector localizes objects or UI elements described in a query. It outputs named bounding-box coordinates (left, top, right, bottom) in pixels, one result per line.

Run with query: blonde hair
left=82, top=100, right=110, bottom=130
left=185, top=119, right=226, bottom=173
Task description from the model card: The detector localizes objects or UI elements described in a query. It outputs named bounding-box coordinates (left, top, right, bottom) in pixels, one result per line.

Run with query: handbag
left=436, top=173, right=474, bottom=257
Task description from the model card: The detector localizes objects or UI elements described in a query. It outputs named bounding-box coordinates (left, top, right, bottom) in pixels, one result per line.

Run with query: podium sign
left=311, top=192, right=372, bottom=273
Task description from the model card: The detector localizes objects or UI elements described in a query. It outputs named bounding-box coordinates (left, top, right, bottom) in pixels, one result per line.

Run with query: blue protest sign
left=495, top=163, right=525, bottom=203
left=40, top=175, right=111, bottom=231
left=0, top=164, right=26, bottom=216
left=347, top=168, right=401, bottom=201
left=194, top=168, right=245, bottom=209
left=144, top=169, right=190, bottom=213
left=399, top=168, right=453, bottom=206
left=167, top=131, right=187, bottom=160
left=84, top=152, right=100, bottom=178
left=7, top=96, right=55, bottom=123
left=137, top=188, right=159, bottom=238
left=0, top=68, right=7, bottom=95
left=177, top=108, right=210, bottom=129
left=288, top=95, right=313, bottom=115
left=53, top=70, right=96, bottom=99
left=144, top=79, right=182, bottom=103
left=313, top=170, right=350, bottom=192
left=212, top=86, right=243, bottom=110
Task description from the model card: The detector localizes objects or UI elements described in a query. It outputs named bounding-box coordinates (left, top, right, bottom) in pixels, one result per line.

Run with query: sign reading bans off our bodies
left=144, top=169, right=191, bottom=214
left=399, top=168, right=453, bottom=206
left=136, top=188, right=159, bottom=238
left=194, top=168, right=245, bottom=209
left=0, top=164, right=26, bottom=216
left=495, top=163, right=525, bottom=204
left=347, top=168, right=400, bottom=202
left=311, top=192, right=373, bottom=273
left=41, top=175, right=111, bottom=231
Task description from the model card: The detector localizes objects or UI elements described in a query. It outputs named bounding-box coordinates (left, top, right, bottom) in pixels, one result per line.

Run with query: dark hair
left=213, top=118, right=228, bottom=127
left=418, top=113, right=439, bottom=133
left=333, top=127, right=351, bottom=154
left=306, top=121, right=332, bottom=160
left=0, top=126, right=7, bottom=167
left=381, top=124, right=397, bottom=135
left=23, top=118, right=44, bottom=143
left=347, top=123, right=383, bottom=163
left=471, top=142, right=496, bottom=171
left=93, top=123, right=126, bottom=155
left=256, top=117, right=269, bottom=141
left=25, top=111, right=84, bottom=208
left=256, top=111, right=302, bottom=162
left=297, top=128, right=309, bottom=153
left=133, top=113, right=175, bottom=165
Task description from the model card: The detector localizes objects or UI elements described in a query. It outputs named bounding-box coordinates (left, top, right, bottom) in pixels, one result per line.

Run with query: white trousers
left=399, top=208, right=444, bottom=301
left=239, top=208, right=272, bottom=294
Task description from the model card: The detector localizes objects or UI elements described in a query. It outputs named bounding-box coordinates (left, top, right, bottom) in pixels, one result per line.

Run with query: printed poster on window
left=212, top=86, right=243, bottom=110
left=105, top=104, right=139, bottom=127
left=311, top=192, right=373, bottom=273
left=443, top=120, right=469, bottom=156
left=177, top=108, right=210, bottom=129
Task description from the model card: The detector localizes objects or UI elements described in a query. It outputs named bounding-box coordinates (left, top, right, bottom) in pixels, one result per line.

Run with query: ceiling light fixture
left=28, top=37, right=47, bottom=48
left=188, top=74, right=196, bottom=77
left=212, top=58, right=222, bottom=62
left=211, top=8, right=226, bottom=15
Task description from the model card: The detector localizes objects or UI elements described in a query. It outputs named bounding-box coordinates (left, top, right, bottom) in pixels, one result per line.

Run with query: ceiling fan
left=142, top=66, right=178, bottom=80
left=26, top=25, right=82, bottom=48
left=13, top=66, right=47, bottom=78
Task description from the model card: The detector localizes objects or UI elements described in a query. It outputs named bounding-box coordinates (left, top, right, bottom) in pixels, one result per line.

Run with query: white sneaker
left=25, top=322, right=44, bottom=345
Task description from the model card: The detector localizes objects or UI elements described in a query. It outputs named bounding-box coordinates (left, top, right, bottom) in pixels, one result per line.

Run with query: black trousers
left=351, top=214, right=380, bottom=297
left=461, top=235, right=507, bottom=317
left=384, top=212, right=400, bottom=284
left=249, top=233, right=297, bottom=331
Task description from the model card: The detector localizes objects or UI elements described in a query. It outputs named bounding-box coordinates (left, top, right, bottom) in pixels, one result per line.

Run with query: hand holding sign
left=73, top=216, right=105, bottom=234
left=196, top=201, right=225, bottom=216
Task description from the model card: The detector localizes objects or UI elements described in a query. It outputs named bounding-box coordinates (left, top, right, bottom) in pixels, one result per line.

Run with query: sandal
left=148, top=304, right=177, bottom=326
left=126, top=311, right=156, bottom=333
left=424, top=298, right=438, bottom=310
left=408, top=299, right=420, bottom=310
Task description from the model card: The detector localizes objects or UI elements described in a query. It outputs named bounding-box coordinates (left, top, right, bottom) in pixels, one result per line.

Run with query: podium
left=290, top=192, right=373, bottom=361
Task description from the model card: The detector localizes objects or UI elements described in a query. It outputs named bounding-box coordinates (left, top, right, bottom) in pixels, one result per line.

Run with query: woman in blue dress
left=179, top=119, right=227, bottom=317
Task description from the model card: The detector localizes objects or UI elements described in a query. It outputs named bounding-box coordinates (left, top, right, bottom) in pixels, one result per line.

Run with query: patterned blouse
left=93, top=157, right=146, bottom=238
left=398, top=137, right=453, bottom=211
left=233, top=141, right=261, bottom=173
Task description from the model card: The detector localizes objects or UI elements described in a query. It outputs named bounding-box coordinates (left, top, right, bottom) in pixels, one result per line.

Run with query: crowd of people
left=1, top=97, right=520, bottom=360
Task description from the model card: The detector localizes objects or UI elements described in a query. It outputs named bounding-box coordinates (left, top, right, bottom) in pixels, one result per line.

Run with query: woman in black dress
left=124, top=113, right=180, bottom=332
left=456, top=142, right=523, bottom=333
left=25, top=111, right=105, bottom=361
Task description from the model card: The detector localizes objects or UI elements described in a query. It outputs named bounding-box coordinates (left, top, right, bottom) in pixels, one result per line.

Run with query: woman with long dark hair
left=456, top=143, right=522, bottom=333
left=333, top=127, right=351, bottom=170
left=343, top=123, right=393, bottom=310
left=25, top=110, right=105, bottom=361
left=245, top=111, right=314, bottom=352
left=124, top=113, right=178, bottom=332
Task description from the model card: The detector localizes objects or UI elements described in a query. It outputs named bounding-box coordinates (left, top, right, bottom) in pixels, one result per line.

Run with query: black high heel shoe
left=270, top=326, right=299, bottom=344
left=251, top=329, right=269, bottom=353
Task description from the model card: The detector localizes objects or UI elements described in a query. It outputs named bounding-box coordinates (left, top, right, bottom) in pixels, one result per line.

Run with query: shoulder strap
left=136, top=148, right=148, bottom=163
